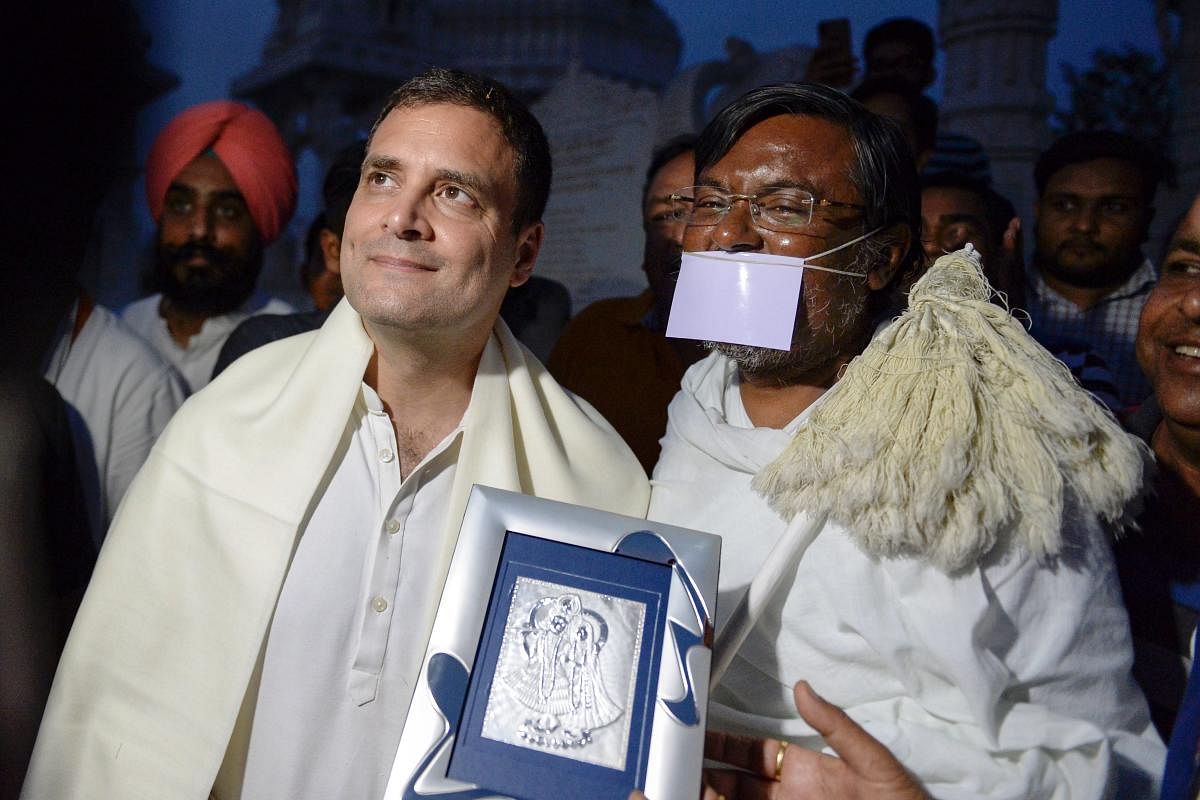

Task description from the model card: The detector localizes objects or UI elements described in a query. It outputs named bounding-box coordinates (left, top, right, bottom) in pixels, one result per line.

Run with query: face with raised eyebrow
left=339, top=102, right=543, bottom=351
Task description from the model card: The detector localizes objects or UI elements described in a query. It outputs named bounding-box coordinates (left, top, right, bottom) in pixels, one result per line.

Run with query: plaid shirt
left=1026, top=257, right=1157, bottom=408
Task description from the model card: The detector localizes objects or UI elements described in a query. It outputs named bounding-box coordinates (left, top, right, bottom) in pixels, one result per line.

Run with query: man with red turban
left=122, top=100, right=299, bottom=394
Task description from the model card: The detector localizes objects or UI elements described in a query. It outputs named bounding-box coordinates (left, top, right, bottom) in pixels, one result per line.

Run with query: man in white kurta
left=646, top=82, right=1164, bottom=799
left=21, top=70, right=648, bottom=800
left=650, top=353, right=1163, bottom=798
left=122, top=291, right=294, bottom=393
left=42, top=296, right=186, bottom=538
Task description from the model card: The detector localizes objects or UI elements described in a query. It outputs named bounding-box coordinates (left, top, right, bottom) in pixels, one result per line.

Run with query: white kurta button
left=378, top=448, right=395, bottom=463
left=385, top=519, right=401, bottom=535
left=372, top=596, right=388, bottom=613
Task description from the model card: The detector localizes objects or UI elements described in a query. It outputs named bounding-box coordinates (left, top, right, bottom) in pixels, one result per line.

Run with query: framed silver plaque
left=383, top=486, right=720, bottom=800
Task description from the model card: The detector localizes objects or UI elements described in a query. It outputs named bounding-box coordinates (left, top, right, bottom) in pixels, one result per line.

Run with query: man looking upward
left=22, top=69, right=646, bottom=800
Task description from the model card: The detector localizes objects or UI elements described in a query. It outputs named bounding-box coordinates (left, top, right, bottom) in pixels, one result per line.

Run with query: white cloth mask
left=666, top=227, right=882, bottom=350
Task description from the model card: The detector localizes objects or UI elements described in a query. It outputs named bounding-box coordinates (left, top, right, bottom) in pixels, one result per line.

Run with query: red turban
left=145, top=100, right=297, bottom=244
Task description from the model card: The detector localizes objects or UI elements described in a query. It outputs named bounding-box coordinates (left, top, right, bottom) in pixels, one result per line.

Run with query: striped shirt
left=1025, top=258, right=1157, bottom=408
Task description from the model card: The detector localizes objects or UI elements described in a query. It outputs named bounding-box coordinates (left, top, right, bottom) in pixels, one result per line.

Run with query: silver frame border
left=383, top=485, right=720, bottom=800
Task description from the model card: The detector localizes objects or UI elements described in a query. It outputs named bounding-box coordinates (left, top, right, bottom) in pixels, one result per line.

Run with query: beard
left=708, top=273, right=870, bottom=385
left=153, top=238, right=264, bottom=316
left=1032, top=228, right=1142, bottom=290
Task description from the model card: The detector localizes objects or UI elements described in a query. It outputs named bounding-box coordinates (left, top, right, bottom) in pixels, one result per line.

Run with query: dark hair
left=864, top=17, right=935, bottom=65
left=369, top=67, right=552, bottom=232
left=1034, top=130, right=1163, bottom=204
left=643, top=134, right=698, bottom=204
left=919, top=171, right=1015, bottom=248
left=850, top=76, right=939, bottom=158
left=322, top=140, right=367, bottom=237
left=696, top=82, right=921, bottom=284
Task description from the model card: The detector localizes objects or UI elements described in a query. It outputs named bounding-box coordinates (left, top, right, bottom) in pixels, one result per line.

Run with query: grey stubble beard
left=707, top=271, right=869, bottom=385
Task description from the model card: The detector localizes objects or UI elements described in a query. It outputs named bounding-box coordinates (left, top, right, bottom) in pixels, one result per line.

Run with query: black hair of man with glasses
left=23, top=67, right=653, bottom=799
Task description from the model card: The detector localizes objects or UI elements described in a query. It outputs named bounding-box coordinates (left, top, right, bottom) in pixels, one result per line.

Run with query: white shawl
left=22, top=300, right=649, bottom=799
left=649, top=352, right=1164, bottom=800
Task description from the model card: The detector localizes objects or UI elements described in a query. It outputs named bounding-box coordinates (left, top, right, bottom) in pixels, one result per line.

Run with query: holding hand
left=700, top=681, right=928, bottom=800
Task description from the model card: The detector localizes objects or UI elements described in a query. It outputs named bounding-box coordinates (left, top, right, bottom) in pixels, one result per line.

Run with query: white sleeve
left=854, top=520, right=1163, bottom=800
left=104, top=358, right=186, bottom=526
left=709, top=521, right=1164, bottom=800
left=978, top=515, right=1165, bottom=798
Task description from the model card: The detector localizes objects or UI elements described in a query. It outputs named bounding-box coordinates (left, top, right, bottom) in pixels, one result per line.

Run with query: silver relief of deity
left=480, top=576, right=645, bottom=770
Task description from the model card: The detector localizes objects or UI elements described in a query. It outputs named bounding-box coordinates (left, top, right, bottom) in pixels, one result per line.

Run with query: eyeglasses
left=669, top=186, right=866, bottom=233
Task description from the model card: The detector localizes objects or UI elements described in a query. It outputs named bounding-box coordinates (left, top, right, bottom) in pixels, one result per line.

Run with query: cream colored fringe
left=752, top=246, right=1150, bottom=574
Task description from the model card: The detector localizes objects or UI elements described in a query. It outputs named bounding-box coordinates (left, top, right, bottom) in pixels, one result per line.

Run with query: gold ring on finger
left=775, top=739, right=790, bottom=781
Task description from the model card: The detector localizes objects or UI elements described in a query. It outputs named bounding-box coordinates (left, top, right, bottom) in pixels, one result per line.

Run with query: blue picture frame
left=448, top=533, right=671, bottom=799
left=382, top=486, right=720, bottom=800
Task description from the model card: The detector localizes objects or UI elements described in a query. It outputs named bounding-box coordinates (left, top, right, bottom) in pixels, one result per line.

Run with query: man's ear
left=511, top=221, right=544, bottom=288
left=866, top=223, right=913, bottom=291
left=320, top=229, right=342, bottom=275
